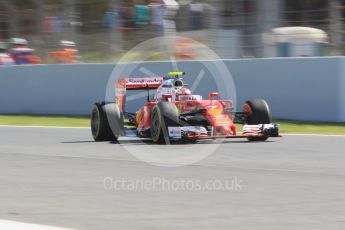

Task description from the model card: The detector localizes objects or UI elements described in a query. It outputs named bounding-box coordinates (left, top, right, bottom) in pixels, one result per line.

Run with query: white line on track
left=0, top=219, right=77, bottom=230
left=0, top=125, right=345, bottom=137
left=283, top=133, right=345, bottom=137
left=0, top=125, right=88, bottom=129
left=1, top=125, right=345, bottom=137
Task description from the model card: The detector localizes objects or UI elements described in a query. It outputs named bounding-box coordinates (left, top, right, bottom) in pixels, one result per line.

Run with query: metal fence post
left=329, top=0, right=343, bottom=55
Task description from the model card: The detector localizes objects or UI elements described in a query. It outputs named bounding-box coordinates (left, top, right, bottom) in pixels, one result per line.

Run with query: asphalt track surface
left=1, top=126, right=345, bottom=230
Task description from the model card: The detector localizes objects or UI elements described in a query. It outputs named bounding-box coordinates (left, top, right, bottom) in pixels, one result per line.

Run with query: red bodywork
left=135, top=99, right=238, bottom=138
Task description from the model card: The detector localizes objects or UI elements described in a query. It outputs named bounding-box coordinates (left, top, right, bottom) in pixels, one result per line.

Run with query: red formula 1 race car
left=91, top=72, right=280, bottom=144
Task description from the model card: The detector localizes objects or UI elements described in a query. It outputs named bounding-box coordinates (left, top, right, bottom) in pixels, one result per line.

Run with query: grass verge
left=0, top=115, right=89, bottom=127
left=274, top=120, right=345, bottom=135
left=0, top=115, right=345, bottom=135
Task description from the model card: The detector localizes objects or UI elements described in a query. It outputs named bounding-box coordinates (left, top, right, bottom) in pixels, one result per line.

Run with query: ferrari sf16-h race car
left=91, top=72, right=280, bottom=144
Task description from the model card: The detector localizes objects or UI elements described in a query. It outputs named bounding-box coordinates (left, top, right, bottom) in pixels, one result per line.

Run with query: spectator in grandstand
left=118, top=1, right=135, bottom=32
left=149, top=0, right=165, bottom=35
left=42, top=15, right=64, bottom=34
left=103, top=7, right=119, bottom=29
left=189, top=1, right=204, bottom=30
left=47, top=40, right=79, bottom=64
left=162, top=0, right=179, bottom=35
left=0, top=42, right=15, bottom=66
left=42, top=16, right=54, bottom=34
left=135, top=0, right=150, bottom=26
left=9, top=38, right=41, bottom=65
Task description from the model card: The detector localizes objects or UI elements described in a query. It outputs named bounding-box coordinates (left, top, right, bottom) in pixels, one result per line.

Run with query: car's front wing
left=167, top=124, right=281, bottom=140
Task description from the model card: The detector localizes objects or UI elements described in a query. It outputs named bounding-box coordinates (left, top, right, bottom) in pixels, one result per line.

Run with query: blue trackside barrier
left=0, top=57, right=345, bottom=122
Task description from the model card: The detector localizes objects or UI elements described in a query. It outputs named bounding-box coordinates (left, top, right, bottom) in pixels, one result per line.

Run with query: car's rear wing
left=121, top=77, right=163, bottom=90
left=115, top=77, right=163, bottom=112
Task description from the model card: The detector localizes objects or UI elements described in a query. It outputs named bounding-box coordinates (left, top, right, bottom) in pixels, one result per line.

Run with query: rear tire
left=91, top=103, right=122, bottom=142
left=244, top=99, right=272, bottom=142
left=150, top=102, right=180, bottom=144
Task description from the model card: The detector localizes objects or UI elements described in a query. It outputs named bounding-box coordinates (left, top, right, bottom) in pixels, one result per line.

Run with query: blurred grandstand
left=0, top=0, right=344, bottom=62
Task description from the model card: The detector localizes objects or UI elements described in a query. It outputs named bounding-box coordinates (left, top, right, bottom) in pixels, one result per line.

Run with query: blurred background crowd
left=0, top=0, right=345, bottom=64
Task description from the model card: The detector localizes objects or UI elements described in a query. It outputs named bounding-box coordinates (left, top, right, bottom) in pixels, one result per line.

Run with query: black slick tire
left=244, top=99, right=272, bottom=142
left=91, top=102, right=122, bottom=142
left=150, top=102, right=179, bottom=144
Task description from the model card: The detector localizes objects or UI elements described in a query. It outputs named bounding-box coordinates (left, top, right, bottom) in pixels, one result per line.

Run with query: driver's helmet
left=175, top=87, right=192, bottom=101
left=176, top=87, right=191, bottom=96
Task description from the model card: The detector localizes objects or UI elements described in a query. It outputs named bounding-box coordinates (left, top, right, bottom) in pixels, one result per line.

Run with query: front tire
left=243, top=99, right=272, bottom=141
left=91, top=103, right=122, bottom=142
left=150, top=102, right=179, bottom=144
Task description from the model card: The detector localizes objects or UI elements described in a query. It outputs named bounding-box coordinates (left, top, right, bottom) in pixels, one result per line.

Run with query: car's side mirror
left=208, top=92, right=219, bottom=100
